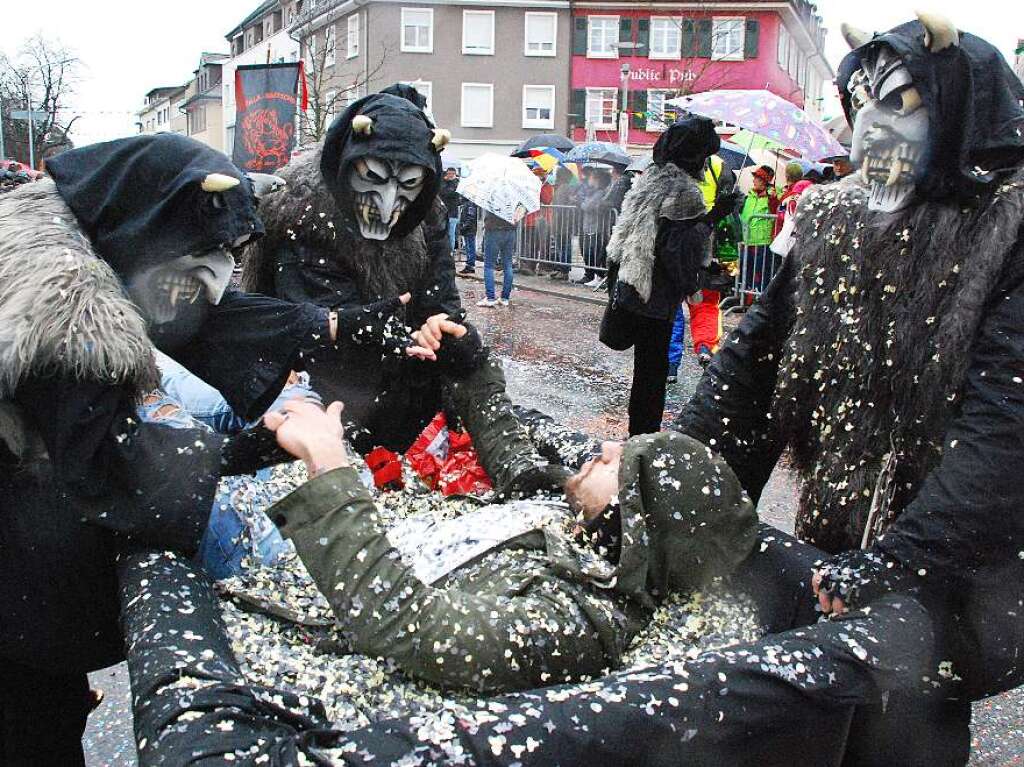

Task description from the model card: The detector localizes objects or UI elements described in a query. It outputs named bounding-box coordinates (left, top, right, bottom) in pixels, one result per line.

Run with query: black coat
left=439, top=177, right=461, bottom=218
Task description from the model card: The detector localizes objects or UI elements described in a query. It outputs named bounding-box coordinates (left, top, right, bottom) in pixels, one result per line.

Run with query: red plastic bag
left=405, top=413, right=492, bottom=496
left=365, top=446, right=404, bottom=491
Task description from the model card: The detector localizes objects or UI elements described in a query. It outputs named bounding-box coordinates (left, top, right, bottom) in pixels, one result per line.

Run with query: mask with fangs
left=347, top=157, right=428, bottom=240
left=128, top=248, right=238, bottom=325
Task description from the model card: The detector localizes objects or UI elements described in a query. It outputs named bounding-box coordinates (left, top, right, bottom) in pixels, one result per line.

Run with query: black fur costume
left=243, top=93, right=460, bottom=453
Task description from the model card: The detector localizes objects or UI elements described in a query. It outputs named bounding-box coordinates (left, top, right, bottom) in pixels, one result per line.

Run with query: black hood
left=47, top=134, right=263, bottom=279
left=654, top=115, right=721, bottom=174
left=320, top=92, right=442, bottom=239
left=838, top=21, right=1024, bottom=202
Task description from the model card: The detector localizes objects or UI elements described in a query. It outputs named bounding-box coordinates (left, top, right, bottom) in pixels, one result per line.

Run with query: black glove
left=434, top=315, right=488, bottom=378
left=334, top=296, right=410, bottom=356
left=706, top=190, right=740, bottom=225
left=815, top=547, right=918, bottom=612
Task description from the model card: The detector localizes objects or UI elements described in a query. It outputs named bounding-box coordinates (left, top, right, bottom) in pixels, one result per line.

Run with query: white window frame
left=777, top=23, right=790, bottom=69
left=324, top=25, right=336, bottom=67
left=462, top=10, right=495, bottom=56
left=401, top=79, right=432, bottom=113
left=646, top=89, right=674, bottom=132
left=711, top=16, right=745, bottom=61
left=649, top=16, right=681, bottom=60
left=461, top=82, right=494, bottom=128
left=587, top=15, right=619, bottom=59
left=585, top=87, right=617, bottom=130
left=347, top=13, right=360, bottom=58
left=522, top=85, right=555, bottom=130
left=401, top=7, right=434, bottom=53
left=524, top=12, right=557, bottom=57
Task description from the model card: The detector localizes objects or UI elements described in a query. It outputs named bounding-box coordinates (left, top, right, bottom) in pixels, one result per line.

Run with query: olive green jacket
left=275, top=360, right=757, bottom=694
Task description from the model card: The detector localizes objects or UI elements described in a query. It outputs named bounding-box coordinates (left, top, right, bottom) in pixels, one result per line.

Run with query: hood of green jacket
left=548, top=431, right=758, bottom=609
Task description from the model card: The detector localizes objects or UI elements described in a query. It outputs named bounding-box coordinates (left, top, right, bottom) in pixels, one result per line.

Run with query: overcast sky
left=3, top=0, right=1022, bottom=146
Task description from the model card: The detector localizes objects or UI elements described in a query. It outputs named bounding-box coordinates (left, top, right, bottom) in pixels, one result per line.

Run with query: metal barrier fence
left=514, top=204, right=618, bottom=279
left=723, top=213, right=781, bottom=312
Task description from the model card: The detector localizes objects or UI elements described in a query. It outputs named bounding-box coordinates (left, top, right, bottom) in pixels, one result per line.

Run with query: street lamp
left=611, top=41, right=638, bottom=150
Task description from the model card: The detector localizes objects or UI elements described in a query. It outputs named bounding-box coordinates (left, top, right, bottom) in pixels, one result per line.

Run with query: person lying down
left=260, top=316, right=758, bottom=694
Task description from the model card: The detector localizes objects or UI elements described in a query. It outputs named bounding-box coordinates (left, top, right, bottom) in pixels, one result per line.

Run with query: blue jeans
left=484, top=228, right=516, bottom=300
left=463, top=231, right=477, bottom=268
left=668, top=306, right=686, bottom=373
left=447, top=217, right=459, bottom=254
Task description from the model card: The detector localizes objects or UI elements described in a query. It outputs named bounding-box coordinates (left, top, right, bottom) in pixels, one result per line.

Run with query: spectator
left=548, top=166, right=578, bottom=281
left=521, top=166, right=553, bottom=275
left=477, top=210, right=517, bottom=307
left=578, top=168, right=611, bottom=286
left=439, top=166, right=462, bottom=256
left=457, top=196, right=479, bottom=275
left=775, top=161, right=813, bottom=238
left=739, top=166, right=779, bottom=293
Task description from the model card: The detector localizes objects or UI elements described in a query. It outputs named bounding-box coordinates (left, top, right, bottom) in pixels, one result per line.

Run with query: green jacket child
left=271, top=358, right=757, bottom=694
left=739, top=166, right=779, bottom=246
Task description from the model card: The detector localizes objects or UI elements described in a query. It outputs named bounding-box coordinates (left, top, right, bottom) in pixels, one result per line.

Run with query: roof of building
left=144, top=86, right=184, bottom=99
left=226, top=0, right=279, bottom=40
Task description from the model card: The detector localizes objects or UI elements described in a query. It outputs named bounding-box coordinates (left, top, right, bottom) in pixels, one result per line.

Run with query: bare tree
left=0, top=35, right=80, bottom=165
left=293, top=25, right=389, bottom=145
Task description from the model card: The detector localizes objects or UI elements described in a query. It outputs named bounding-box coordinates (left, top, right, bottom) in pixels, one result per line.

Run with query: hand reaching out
left=264, top=399, right=349, bottom=477
left=407, top=313, right=468, bottom=361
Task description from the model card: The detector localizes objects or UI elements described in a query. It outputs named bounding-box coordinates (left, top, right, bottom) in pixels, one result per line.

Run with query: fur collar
left=606, top=163, right=705, bottom=303
left=0, top=179, right=157, bottom=400
left=241, top=146, right=430, bottom=301
left=775, top=170, right=1024, bottom=552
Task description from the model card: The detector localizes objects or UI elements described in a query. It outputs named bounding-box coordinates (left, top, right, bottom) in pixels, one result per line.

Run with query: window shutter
left=571, top=89, right=586, bottom=127
left=697, top=19, right=713, bottom=58
left=572, top=17, right=587, bottom=55
left=619, top=18, right=633, bottom=49
left=637, top=18, right=650, bottom=57
left=744, top=19, right=759, bottom=59
left=630, top=90, right=647, bottom=130
left=681, top=19, right=696, bottom=56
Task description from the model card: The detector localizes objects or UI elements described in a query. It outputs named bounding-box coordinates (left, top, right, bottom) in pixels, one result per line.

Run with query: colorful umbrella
left=668, top=90, right=845, bottom=161
left=565, top=141, right=631, bottom=168
left=458, top=154, right=542, bottom=224
left=522, top=147, right=565, bottom=173
left=729, top=129, right=784, bottom=153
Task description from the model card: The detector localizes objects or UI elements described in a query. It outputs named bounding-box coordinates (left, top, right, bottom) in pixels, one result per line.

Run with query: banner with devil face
left=232, top=63, right=305, bottom=173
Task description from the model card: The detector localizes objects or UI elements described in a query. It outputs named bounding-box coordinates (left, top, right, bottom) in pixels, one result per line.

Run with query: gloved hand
left=813, top=547, right=918, bottom=615
left=333, top=293, right=412, bottom=356
left=408, top=310, right=489, bottom=378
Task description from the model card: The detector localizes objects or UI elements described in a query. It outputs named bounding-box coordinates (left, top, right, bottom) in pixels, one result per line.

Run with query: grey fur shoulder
left=0, top=179, right=156, bottom=398
left=606, top=163, right=705, bottom=303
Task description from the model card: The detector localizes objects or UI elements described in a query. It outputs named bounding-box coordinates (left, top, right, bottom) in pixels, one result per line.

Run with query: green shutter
left=630, top=90, right=647, bottom=130
left=619, top=17, right=633, bottom=50
left=681, top=19, right=696, bottom=56
left=637, top=18, right=650, bottom=57
left=571, top=89, right=586, bottom=127
left=573, top=17, right=587, bottom=55
left=744, top=19, right=760, bottom=59
left=697, top=19, right=713, bottom=58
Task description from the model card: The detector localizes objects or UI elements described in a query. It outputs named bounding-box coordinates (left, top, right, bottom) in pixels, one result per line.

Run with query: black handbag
left=599, top=286, right=636, bottom=351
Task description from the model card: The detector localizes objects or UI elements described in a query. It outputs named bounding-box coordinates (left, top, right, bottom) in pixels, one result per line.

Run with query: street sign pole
left=26, top=93, right=35, bottom=169
left=0, top=95, right=6, bottom=160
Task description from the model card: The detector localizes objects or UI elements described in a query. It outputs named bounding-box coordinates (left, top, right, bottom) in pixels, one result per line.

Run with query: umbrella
left=626, top=154, right=652, bottom=173
left=522, top=147, right=566, bottom=174
left=668, top=90, right=846, bottom=162
left=458, top=153, right=542, bottom=224
left=729, top=129, right=783, bottom=153
left=626, top=142, right=748, bottom=175
left=513, top=134, right=574, bottom=155
left=565, top=141, right=631, bottom=168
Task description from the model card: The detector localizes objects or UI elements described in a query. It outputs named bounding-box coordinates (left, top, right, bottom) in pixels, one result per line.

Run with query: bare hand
left=812, top=570, right=847, bottom=616
left=407, top=313, right=468, bottom=361
left=264, top=400, right=349, bottom=476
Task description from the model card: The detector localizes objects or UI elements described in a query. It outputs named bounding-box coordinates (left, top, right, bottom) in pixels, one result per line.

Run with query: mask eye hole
left=879, top=86, right=922, bottom=116
left=211, top=193, right=226, bottom=210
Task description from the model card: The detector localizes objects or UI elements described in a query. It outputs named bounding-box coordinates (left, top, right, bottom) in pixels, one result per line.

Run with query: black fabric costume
left=243, top=93, right=462, bottom=452
left=0, top=134, right=347, bottom=764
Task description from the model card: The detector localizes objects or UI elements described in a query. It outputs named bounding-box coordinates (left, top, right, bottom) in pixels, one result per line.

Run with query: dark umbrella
left=565, top=141, right=631, bottom=168
left=513, top=134, right=574, bottom=155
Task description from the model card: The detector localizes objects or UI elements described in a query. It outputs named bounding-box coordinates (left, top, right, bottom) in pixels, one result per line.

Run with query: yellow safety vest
left=698, top=155, right=725, bottom=213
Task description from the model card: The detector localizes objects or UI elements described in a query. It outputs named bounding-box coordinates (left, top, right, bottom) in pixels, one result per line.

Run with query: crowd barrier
left=722, top=213, right=781, bottom=313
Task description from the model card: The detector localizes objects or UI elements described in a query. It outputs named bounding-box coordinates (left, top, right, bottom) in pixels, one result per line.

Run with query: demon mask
left=348, top=156, right=428, bottom=240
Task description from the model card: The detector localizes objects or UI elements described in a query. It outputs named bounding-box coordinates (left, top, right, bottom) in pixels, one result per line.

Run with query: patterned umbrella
left=458, top=154, right=542, bottom=224
left=565, top=141, right=631, bottom=168
left=668, top=90, right=845, bottom=162
left=522, top=147, right=566, bottom=173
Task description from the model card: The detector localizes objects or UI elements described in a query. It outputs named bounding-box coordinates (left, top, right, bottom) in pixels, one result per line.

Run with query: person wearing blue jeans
left=479, top=211, right=516, bottom=307
left=667, top=305, right=686, bottom=383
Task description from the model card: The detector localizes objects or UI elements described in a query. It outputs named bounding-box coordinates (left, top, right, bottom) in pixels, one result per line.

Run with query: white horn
left=431, top=128, right=451, bottom=152
left=201, top=173, right=241, bottom=192
left=840, top=23, right=872, bottom=50
left=352, top=114, right=374, bottom=135
left=248, top=172, right=287, bottom=199
left=916, top=10, right=958, bottom=52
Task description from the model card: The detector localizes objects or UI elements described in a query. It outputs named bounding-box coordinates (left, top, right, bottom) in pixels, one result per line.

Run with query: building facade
left=137, top=86, right=185, bottom=136
left=570, top=0, right=832, bottom=149
left=291, top=0, right=571, bottom=158
left=1015, top=39, right=1023, bottom=84
left=222, top=0, right=303, bottom=153
left=179, top=53, right=230, bottom=152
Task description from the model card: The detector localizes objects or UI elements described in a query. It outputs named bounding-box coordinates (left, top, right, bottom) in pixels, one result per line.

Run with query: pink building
left=569, top=1, right=832, bottom=149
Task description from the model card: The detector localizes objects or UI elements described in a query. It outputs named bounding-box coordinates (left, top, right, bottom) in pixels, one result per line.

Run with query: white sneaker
left=476, top=298, right=498, bottom=307
left=498, top=298, right=510, bottom=306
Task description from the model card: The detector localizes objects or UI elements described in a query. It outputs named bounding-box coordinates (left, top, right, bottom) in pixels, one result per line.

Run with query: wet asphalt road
left=84, top=279, right=1021, bottom=765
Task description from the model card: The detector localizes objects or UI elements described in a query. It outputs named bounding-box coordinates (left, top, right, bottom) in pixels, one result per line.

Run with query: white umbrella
left=457, top=153, right=542, bottom=224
